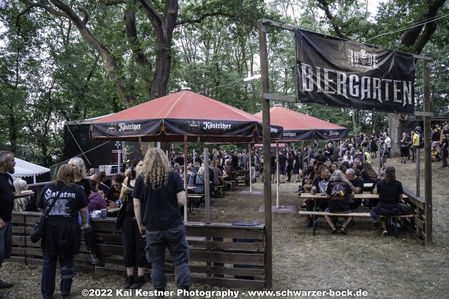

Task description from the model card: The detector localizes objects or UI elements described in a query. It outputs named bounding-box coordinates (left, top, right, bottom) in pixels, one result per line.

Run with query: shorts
left=400, top=147, right=409, bottom=157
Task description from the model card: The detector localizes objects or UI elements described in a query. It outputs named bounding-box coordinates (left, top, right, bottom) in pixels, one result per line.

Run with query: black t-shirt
left=175, top=156, right=184, bottom=166
left=0, top=172, right=15, bottom=222
left=37, top=182, right=88, bottom=219
left=349, top=177, right=364, bottom=193
left=432, top=131, right=440, bottom=141
left=294, top=153, right=302, bottom=169
left=132, top=171, right=184, bottom=231
left=312, top=176, right=330, bottom=194
left=401, top=136, right=411, bottom=147
left=75, top=178, right=91, bottom=198
left=278, top=154, right=287, bottom=168
left=377, top=180, right=403, bottom=205
left=326, top=181, right=353, bottom=212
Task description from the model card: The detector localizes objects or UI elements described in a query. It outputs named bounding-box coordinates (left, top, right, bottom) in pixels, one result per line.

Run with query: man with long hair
left=0, top=151, right=16, bottom=294
left=133, top=148, right=191, bottom=298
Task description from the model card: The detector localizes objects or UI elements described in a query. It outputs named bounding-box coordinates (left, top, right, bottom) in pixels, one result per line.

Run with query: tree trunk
left=387, top=113, right=411, bottom=156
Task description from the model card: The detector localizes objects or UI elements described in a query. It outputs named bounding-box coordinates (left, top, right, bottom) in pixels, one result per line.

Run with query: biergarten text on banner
left=295, top=29, right=416, bottom=114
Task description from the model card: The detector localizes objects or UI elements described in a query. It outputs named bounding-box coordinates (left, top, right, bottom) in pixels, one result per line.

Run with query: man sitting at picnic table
left=305, top=166, right=330, bottom=227
left=345, top=168, right=364, bottom=211
left=324, top=170, right=354, bottom=234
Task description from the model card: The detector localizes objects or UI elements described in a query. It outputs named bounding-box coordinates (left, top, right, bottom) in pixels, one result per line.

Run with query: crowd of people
left=0, top=122, right=448, bottom=298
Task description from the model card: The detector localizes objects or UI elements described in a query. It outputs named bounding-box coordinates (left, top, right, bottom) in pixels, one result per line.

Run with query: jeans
left=0, top=221, right=12, bottom=267
left=146, top=224, right=191, bottom=289
left=41, top=254, right=74, bottom=299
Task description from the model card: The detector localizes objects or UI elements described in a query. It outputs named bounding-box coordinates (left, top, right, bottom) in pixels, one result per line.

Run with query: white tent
left=12, top=158, right=50, bottom=184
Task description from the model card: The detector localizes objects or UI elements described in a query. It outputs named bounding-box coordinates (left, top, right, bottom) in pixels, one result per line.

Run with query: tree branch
left=400, top=0, right=446, bottom=53
left=16, top=2, right=68, bottom=33
left=138, top=0, right=163, bottom=31
left=78, top=5, right=89, bottom=25
left=316, top=0, right=347, bottom=39
left=100, top=0, right=126, bottom=5
left=176, top=11, right=234, bottom=25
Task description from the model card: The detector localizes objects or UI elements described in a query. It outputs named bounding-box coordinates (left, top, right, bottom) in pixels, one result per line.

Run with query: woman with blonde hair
left=133, top=148, right=191, bottom=297
left=68, top=157, right=99, bottom=265
left=36, top=164, right=89, bottom=299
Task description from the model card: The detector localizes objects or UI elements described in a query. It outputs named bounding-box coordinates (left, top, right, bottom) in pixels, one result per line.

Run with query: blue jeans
left=146, top=224, right=191, bottom=289
left=41, top=254, right=74, bottom=299
left=0, top=221, right=12, bottom=267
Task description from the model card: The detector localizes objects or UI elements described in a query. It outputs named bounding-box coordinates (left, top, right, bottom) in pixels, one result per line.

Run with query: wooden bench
left=187, top=194, right=205, bottom=211
left=298, top=211, right=413, bottom=236
left=213, top=185, right=224, bottom=197
left=224, top=180, right=236, bottom=191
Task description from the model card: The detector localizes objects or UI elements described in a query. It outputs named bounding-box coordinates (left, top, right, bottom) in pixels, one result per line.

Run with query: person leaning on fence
left=370, top=166, right=410, bottom=236
left=0, top=151, right=16, bottom=294
left=36, top=164, right=89, bottom=299
left=118, top=160, right=148, bottom=289
left=324, top=170, right=354, bottom=234
left=133, top=148, right=192, bottom=298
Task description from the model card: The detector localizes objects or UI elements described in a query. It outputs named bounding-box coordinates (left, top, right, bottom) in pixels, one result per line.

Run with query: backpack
left=330, top=183, right=346, bottom=200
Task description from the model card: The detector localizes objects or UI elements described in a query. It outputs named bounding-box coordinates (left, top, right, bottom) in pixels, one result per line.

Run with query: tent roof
left=95, top=91, right=262, bottom=123
left=254, top=106, right=347, bottom=141
left=91, top=90, right=282, bottom=142
left=13, top=158, right=50, bottom=178
left=254, top=106, right=345, bottom=130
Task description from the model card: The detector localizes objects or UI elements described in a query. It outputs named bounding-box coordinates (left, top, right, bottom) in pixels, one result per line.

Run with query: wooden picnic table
left=299, top=193, right=379, bottom=199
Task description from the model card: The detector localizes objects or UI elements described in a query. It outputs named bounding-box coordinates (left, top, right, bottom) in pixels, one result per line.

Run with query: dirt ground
left=1, top=154, right=448, bottom=298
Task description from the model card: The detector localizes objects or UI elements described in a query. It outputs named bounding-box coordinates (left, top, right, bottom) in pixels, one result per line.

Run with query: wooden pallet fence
left=11, top=212, right=267, bottom=289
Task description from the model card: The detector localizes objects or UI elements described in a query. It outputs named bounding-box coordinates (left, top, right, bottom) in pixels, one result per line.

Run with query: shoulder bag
left=30, top=191, right=61, bottom=243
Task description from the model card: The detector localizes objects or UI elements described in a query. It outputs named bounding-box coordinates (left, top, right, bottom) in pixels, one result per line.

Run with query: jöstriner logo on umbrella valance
left=295, top=29, right=416, bottom=114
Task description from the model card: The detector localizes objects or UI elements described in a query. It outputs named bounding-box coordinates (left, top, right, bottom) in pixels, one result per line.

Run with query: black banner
left=91, top=119, right=162, bottom=138
left=282, top=130, right=314, bottom=141
left=314, top=128, right=348, bottom=140
left=295, top=29, right=415, bottom=114
left=164, top=118, right=257, bottom=136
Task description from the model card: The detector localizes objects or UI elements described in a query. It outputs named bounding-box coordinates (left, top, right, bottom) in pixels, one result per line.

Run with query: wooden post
left=423, top=60, right=432, bottom=246
left=258, top=19, right=272, bottom=289
left=248, top=143, right=253, bottom=192
left=276, top=142, right=280, bottom=208
left=204, top=148, right=211, bottom=224
left=301, top=140, right=305, bottom=177
left=183, top=135, right=188, bottom=222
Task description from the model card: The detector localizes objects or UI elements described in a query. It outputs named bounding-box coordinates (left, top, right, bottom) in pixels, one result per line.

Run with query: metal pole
left=276, top=142, right=280, bottom=208
left=183, top=136, right=188, bottom=222
left=258, top=19, right=272, bottom=288
left=248, top=143, right=253, bottom=192
left=204, top=148, right=211, bottom=224
left=423, top=60, right=432, bottom=246
left=301, top=141, right=305, bottom=177
left=416, top=148, right=420, bottom=197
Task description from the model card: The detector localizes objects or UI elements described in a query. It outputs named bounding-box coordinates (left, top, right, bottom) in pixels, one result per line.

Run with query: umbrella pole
left=184, top=135, right=188, bottom=222
left=248, top=143, right=253, bottom=192
left=204, top=148, right=211, bottom=224
left=276, top=142, right=279, bottom=208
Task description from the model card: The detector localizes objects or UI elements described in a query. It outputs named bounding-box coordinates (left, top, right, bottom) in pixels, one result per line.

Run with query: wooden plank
left=11, top=247, right=25, bottom=256
left=205, top=241, right=265, bottom=252
left=97, top=244, right=124, bottom=256
left=12, top=235, right=25, bottom=246
left=8, top=256, right=25, bottom=264
left=191, top=276, right=264, bottom=289
left=189, top=265, right=265, bottom=277
left=189, top=250, right=264, bottom=266
left=11, top=214, right=25, bottom=225
left=12, top=226, right=25, bottom=235
left=414, top=216, right=425, bottom=230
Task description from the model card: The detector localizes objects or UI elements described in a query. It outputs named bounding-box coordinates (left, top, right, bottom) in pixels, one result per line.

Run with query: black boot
left=84, top=230, right=100, bottom=265
left=123, top=275, right=134, bottom=289
left=129, top=275, right=145, bottom=289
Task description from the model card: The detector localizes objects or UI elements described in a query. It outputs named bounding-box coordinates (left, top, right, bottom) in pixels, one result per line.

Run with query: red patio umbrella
left=254, top=106, right=347, bottom=141
left=91, top=90, right=282, bottom=143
